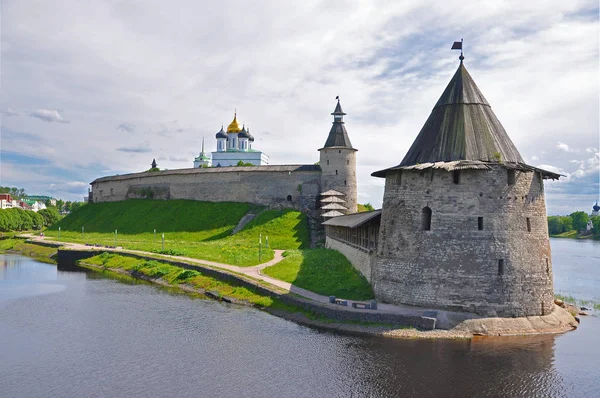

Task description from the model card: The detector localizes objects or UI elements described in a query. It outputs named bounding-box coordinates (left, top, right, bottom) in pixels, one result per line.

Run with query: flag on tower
left=451, top=41, right=462, bottom=50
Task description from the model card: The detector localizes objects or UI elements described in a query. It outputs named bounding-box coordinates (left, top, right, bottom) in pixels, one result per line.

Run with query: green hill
left=45, top=200, right=309, bottom=265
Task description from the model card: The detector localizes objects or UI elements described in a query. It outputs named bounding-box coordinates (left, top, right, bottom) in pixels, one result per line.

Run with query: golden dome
left=226, top=112, right=241, bottom=133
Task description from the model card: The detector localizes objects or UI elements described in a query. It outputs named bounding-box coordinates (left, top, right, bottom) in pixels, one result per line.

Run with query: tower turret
left=318, top=97, right=357, bottom=213
left=371, top=50, right=561, bottom=317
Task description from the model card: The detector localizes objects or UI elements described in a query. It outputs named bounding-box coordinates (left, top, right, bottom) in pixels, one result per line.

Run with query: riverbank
left=74, top=250, right=578, bottom=339
left=4, top=238, right=580, bottom=339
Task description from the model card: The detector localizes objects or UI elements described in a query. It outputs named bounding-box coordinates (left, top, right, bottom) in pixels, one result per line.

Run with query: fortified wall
left=90, top=165, right=322, bottom=211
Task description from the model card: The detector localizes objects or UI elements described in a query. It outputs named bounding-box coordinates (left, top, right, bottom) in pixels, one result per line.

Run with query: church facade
left=198, top=113, right=270, bottom=167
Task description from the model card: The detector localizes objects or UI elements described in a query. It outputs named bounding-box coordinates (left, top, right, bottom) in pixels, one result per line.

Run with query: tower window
left=498, top=259, right=505, bottom=275
left=336, top=170, right=338, bottom=175
left=546, top=258, right=549, bottom=274
left=338, top=150, right=341, bottom=153
left=287, top=195, right=292, bottom=202
left=478, top=217, right=483, bottom=230
left=526, top=217, right=531, bottom=232
left=421, top=207, right=432, bottom=231
left=327, top=160, right=329, bottom=165
left=507, top=169, right=516, bottom=185
left=347, top=159, right=349, bottom=165
left=452, top=170, right=460, bottom=184
left=344, top=180, right=347, bottom=186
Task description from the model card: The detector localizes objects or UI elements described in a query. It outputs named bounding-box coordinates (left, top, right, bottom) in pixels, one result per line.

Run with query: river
left=0, top=238, right=598, bottom=397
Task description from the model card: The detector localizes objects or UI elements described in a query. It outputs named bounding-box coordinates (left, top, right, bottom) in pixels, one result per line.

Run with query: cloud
left=29, top=109, right=70, bottom=123
left=2, top=108, right=19, bottom=116
left=0, top=1, right=597, bottom=213
left=556, top=142, right=573, bottom=152
left=116, top=146, right=152, bottom=153
left=116, top=122, right=136, bottom=132
left=48, top=181, right=89, bottom=194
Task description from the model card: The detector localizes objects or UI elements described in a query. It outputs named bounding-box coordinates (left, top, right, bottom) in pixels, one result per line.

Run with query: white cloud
left=29, top=109, right=70, bottom=123
left=557, top=142, right=573, bottom=152
left=0, top=0, right=597, bottom=213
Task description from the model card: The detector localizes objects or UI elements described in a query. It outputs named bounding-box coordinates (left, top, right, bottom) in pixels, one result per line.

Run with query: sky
left=0, top=0, right=598, bottom=215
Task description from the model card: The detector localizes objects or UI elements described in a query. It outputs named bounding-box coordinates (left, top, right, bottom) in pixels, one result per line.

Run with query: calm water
left=0, top=238, right=599, bottom=398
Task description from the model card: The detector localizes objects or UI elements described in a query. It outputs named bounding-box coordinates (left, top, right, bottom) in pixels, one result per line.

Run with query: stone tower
left=318, top=98, right=358, bottom=213
left=371, top=57, right=561, bottom=318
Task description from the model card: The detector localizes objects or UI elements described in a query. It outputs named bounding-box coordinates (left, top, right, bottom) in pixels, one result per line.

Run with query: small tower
left=193, top=137, right=211, bottom=168
left=226, top=112, right=241, bottom=150
left=215, top=125, right=227, bottom=152
left=592, top=202, right=600, bottom=216
left=371, top=51, right=561, bottom=317
left=318, top=97, right=358, bottom=213
left=151, top=159, right=157, bottom=169
left=238, top=125, right=250, bottom=152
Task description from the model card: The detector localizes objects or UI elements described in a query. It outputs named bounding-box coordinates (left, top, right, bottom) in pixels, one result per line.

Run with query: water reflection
left=0, top=245, right=597, bottom=397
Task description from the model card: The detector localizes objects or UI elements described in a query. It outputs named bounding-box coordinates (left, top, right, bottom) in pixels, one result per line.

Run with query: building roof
left=216, top=126, right=227, bottom=139
left=321, top=99, right=354, bottom=149
left=322, top=209, right=382, bottom=228
left=322, top=210, right=346, bottom=218
left=227, top=113, right=241, bottom=133
left=91, top=164, right=321, bottom=184
left=238, top=126, right=250, bottom=139
left=320, top=189, right=345, bottom=196
left=320, top=196, right=346, bottom=203
left=320, top=203, right=348, bottom=210
left=373, top=60, right=560, bottom=180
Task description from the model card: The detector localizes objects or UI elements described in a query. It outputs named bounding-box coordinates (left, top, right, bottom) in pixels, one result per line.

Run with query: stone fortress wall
left=373, top=165, right=553, bottom=317
left=91, top=165, right=322, bottom=211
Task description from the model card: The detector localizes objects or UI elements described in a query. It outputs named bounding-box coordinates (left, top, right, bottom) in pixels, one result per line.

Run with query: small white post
left=58, top=227, right=61, bottom=240
left=162, top=233, right=165, bottom=251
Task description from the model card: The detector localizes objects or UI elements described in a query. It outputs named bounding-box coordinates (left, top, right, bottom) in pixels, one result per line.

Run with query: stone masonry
left=373, top=165, right=553, bottom=317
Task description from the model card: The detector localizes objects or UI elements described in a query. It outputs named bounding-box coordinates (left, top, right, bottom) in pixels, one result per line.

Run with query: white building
left=193, top=138, right=211, bottom=168
left=209, top=113, right=269, bottom=167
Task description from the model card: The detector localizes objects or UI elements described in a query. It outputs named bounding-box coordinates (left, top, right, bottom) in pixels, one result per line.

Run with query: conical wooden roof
left=396, top=61, right=523, bottom=168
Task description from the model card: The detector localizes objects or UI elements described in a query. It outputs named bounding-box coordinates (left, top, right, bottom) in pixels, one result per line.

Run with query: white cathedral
left=193, top=112, right=269, bottom=168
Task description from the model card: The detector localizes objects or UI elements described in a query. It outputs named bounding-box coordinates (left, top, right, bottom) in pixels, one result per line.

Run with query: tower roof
left=227, top=112, right=241, bottom=133
left=399, top=62, right=523, bottom=167
left=321, top=98, right=354, bottom=149
left=215, top=126, right=227, bottom=139
left=372, top=57, right=561, bottom=180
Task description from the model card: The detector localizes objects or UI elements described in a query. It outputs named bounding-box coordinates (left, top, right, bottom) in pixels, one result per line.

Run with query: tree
left=591, top=216, right=600, bottom=237
left=569, top=211, right=589, bottom=232
left=38, top=208, right=62, bottom=227
left=56, top=199, right=65, bottom=211
left=236, top=160, right=254, bottom=167
left=70, top=201, right=85, bottom=212
left=64, top=201, right=72, bottom=212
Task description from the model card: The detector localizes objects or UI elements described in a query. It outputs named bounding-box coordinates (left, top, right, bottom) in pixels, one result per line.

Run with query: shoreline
left=77, top=258, right=579, bottom=340
left=2, top=238, right=580, bottom=339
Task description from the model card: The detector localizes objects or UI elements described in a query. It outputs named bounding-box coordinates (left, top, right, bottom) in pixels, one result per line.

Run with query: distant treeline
left=548, top=211, right=599, bottom=237
left=0, top=207, right=62, bottom=232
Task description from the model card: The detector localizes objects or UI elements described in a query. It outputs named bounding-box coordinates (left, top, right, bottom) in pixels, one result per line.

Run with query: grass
left=84, top=252, right=280, bottom=307
left=43, top=200, right=310, bottom=266
left=555, top=294, right=600, bottom=312
left=0, top=238, right=58, bottom=263
left=263, top=248, right=374, bottom=301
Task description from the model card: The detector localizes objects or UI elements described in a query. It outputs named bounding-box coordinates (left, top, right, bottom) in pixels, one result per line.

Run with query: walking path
left=22, top=234, right=472, bottom=327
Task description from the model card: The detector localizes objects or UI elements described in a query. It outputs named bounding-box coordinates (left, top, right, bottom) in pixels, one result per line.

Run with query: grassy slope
left=263, top=249, right=374, bottom=301
left=44, top=200, right=309, bottom=266
left=83, top=253, right=278, bottom=307
left=0, top=238, right=58, bottom=263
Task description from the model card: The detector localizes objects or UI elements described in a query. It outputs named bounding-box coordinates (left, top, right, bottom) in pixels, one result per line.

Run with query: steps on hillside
left=231, top=212, right=258, bottom=235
